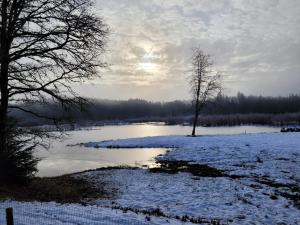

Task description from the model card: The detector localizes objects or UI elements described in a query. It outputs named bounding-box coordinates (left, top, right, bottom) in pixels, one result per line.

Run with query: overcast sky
left=74, top=0, right=300, bottom=101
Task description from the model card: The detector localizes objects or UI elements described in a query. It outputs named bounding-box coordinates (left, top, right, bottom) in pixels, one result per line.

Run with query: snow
left=84, top=133, right=300, bottom=184
left=83, top=132, right=300, bottom=224
left=0, top=201, right=193, bottom=225
left=80, top=169, right=300, bottom=225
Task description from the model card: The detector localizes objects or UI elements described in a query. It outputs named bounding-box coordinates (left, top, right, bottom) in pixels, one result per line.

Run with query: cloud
left=81, top=0, right=300, bottom=100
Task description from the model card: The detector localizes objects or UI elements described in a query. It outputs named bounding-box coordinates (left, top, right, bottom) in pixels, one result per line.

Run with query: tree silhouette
left=189, top=48, right=221, bottom=136
left=0, top=0, right=108, bottom=182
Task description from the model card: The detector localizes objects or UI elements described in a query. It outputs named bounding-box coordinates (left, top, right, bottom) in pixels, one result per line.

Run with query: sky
left=74, top=0, right=300, bottom=101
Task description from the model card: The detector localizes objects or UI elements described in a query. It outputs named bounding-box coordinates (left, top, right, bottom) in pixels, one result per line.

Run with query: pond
left=36, top=124, right=279, bottom=177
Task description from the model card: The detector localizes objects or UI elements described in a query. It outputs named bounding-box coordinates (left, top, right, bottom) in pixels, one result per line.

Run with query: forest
left=10, top=93, right=300, bottom=127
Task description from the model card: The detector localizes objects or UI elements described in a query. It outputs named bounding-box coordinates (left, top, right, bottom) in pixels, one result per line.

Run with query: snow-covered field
left=83, top=132, right=300, bottom=224
left=0, top=201, right=191, bottom=225
left=1, top=132, right=300, bottom=224
left=85, top=133, right=300, bottom=184
left=80, top=169, right=299, bottom=224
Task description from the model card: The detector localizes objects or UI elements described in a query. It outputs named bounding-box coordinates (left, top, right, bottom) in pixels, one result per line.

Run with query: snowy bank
left=81, top=132, right=300, bottom=224
left=84, top=133, right=300, bottom=183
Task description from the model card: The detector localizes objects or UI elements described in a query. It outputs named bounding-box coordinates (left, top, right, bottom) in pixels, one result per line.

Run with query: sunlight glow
left=137, top=62, right=159, bottom=73
left=136, top=47, right=160, bottom=73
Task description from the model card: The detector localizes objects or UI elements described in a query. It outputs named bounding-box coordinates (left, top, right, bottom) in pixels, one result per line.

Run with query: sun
left=136, top=49, right=159, bottom=73
left=137, top=62, right=158, bottom=73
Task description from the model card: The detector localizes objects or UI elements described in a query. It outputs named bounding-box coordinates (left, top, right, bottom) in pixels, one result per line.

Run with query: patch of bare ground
left=255, top=178, right=300, bottom=209
left=74, top=165, right=140, bottom=173
left=150, top=160, right=243, bottom=179
left=109, top=204, right=223, bottom=225
left=151, top=159, right=300, bottom=210
left=0, top=175, right=112, bottom=204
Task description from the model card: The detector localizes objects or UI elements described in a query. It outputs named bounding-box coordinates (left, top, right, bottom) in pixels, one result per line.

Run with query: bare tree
left=0, top=0, right=108, bottom=182
left=189, top=48, right=221, bottom=136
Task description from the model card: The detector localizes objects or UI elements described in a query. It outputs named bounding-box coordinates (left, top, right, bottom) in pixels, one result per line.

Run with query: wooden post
left=6, top=208, right=14, bottom=225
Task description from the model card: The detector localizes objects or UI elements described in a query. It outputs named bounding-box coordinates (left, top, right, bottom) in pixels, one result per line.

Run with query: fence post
left=6, top=208, right=14, bottom=225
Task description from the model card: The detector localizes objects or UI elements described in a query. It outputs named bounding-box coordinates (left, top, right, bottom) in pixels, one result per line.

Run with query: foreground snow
left=83, top=132, right=300, bottom=224
left=80, top=168, right=299, bottom=225
left=0, top=201, right=193, bottom=225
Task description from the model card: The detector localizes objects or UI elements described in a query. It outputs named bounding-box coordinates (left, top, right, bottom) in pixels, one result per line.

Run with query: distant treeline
left=10, top=93, right=300, bottom=126
left=10, top=99, right=191, bottom=126
left=208, top=93, right=300, bottom=114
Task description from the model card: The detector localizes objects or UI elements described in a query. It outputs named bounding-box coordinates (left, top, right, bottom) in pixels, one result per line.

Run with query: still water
left=36, top=124, right=279, bottom=177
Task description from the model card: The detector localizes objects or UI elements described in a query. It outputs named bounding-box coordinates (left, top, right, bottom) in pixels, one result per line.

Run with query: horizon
left=72, top=0, right=300, bottom=101
left=87, top=91, right=300, bottom=103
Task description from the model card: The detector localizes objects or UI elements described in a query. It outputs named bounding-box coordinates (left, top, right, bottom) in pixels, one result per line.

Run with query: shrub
left=0, top=121, right=39, bottom=184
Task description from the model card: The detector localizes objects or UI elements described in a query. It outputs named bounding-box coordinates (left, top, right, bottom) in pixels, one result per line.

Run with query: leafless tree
left=0, top=0, right=108, bottom=181
left=189, top=48, right=221, bottom=136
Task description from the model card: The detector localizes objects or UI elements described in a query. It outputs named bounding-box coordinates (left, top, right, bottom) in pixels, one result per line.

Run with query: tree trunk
left=0, top=0, right=9, bottom=151
left=192, top=99, right=199, bottom=136
left=0, top=59, right=9, bottom=152
left=192, top=85, right=201, bottom=136
left=192, top=69, right=201, bottom=136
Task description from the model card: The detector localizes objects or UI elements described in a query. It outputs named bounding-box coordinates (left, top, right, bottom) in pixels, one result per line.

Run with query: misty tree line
left=208, top=93, right=300, bottom=115
left=10, top=93, right=300, bottom=126
left=10, top=99, right=190, bottom=126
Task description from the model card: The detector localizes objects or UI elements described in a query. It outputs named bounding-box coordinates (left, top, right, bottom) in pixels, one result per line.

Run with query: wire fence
left=0, top=203, right=165, bottom=225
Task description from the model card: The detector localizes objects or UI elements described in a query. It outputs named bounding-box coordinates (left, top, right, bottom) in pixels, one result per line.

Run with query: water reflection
left=36, top=124, right=279, bottom=177
left=37, top=148, right=167, bottom=177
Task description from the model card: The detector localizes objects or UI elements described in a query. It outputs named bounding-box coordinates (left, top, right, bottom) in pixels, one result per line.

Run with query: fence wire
left=0, top=201, right=168, bottom=225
